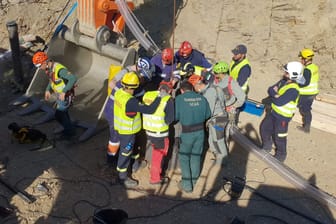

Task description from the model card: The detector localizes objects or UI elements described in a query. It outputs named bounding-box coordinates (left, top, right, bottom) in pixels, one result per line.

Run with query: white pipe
left=230, top=126, right=336, bottom=211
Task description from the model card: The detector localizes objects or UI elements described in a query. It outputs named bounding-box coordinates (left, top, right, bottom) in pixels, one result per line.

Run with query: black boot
left=296, top=125, right=310, bottom=133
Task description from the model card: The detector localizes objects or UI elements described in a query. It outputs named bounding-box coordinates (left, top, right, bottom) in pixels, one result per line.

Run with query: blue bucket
left=93, top=208, right=128, bottom=224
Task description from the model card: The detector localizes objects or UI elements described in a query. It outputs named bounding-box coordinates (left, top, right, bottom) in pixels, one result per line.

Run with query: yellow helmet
left=299, top=48, right=314, bottom=59
left=121, top=72, right=139, bottom=89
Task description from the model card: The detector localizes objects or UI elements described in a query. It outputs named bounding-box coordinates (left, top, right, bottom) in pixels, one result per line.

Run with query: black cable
left=244, top=184, right=330, bottom=224
left=15, top=176, right=112, bottom=224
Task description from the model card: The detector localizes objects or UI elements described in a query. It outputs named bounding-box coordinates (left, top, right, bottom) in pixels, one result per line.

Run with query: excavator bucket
left=10, top=23, right=136, bottom=142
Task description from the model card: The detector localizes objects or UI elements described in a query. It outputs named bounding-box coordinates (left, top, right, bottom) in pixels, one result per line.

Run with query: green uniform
left=175, top=90, right=211, bottom=192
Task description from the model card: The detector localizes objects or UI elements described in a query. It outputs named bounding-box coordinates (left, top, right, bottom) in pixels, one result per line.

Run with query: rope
left=45, top=0, right=71, bottom=41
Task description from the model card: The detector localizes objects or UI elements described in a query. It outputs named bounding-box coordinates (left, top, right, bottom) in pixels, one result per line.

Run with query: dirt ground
left=0, top=0, right=335, bottom=223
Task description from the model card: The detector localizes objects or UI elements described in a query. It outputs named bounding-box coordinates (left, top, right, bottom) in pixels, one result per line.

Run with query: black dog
left=8, top=122, right=47, bottom=144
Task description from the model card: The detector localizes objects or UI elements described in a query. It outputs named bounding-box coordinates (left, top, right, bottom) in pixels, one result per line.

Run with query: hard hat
left=32, top=51, right=48, bottom=67
left=161, top=48, right=173, bottom=64
left=283, top=61, right=303, bottom=81
left=188, top=74, right=202, bottom=86
left=137, top=57, right=153, bottom=80
left=121, top=72, right=140, bottom=89
left=180, top=62, right=195, bottom=76
left=299, top=48, right=314, bottom=59
left=213, top=61, right=229, bottom=74
left=179, top=41, right=192, bottom=57
left=137, top=57, right=151, bottom=71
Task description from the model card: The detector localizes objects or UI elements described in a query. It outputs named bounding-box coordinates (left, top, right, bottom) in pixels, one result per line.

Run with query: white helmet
left=283, top=61, right=303, bottom=81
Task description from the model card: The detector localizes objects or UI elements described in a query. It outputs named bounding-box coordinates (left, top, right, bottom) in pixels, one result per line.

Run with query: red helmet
left=179, top=41, right=192, bottom=57
left=161, top=48, right=173, bottom=64
left=32, top=51, right=48, bottom=67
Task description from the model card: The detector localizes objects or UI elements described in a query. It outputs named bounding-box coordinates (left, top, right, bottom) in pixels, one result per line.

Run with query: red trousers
left=150, top=137, right=169, bottom=183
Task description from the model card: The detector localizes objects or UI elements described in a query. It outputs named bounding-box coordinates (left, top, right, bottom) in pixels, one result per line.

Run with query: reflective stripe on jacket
left=229, top=58, right=250, bottom=92
left=142, top=91, right=170, bottom=133
left=114, top=89, right=141, bottom=134
left=272, top=83, right=299, bottom=118
left=300, top=64, right=319, bottom=95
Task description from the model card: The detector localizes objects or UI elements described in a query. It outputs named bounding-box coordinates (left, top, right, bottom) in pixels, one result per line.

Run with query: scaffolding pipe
left=6, top=21, right=23, bottom=86
left=230, top=126, right=336, bottom=211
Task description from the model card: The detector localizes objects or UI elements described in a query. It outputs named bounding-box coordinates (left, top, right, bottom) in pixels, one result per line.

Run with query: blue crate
left=241, top=100, right=265, bottom=117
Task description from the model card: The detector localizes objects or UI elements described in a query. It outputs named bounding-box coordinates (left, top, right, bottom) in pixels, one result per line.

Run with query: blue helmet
left=137, top=57, right=153, bottom=80
left=137, top=57, right=151, bottom=70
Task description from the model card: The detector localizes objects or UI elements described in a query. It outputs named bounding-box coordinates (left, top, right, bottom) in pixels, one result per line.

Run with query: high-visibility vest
left=50, top=63, right=67, bottom=93
left=114, top=89, right=141, bottom=134
left=194, top=65, right=205, bottom=76
left=271, top=83, right=299, bottom=118
left=299, top=64, right=319, bottom=95
left=229, top=58, right=250, bottom=92
left=142, top=91, right=170, bottom=133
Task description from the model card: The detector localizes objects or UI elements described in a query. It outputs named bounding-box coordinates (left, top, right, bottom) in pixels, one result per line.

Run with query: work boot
left=274, top=153, right=286, bottom=162
left=120, top=177, right=138, bottom=188
left=296, top=125, right=310, bottom=133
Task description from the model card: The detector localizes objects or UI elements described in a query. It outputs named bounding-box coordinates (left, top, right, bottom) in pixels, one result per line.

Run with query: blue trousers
left=298, top=94, right=315, bottom=127
left=260, top=113, right=288, bottom=161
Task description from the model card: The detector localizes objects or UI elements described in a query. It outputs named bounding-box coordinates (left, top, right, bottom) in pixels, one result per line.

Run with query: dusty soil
left=0, top=0, right=335, bottom=223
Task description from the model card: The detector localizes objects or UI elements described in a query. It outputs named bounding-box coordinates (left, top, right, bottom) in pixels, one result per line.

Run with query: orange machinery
left=77, top=0, right=134, bottom=38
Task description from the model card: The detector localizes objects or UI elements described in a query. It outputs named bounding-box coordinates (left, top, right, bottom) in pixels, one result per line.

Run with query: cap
left=232, top=44, right=247, bottom=55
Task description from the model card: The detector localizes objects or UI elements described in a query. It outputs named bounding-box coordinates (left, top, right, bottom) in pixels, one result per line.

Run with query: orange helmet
left=188, top=74, right=202, bottom=86
left=161, top=48, right=173, bottom=64
left=179, top=41, right=192, bottom=57
left=32, top=51, right=48, bottom=67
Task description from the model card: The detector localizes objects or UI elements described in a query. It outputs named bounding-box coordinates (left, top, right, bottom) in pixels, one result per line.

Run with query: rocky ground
left=0, top=0, right=335, bottom=223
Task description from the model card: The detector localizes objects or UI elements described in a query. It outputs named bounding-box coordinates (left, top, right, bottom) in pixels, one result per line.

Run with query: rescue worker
left=211, top=61, right=246, bottom=164
left=32, top=51, right=77, bottom=139
left=297, top=48, right=319, bottom=133
left=213, top=61, right=246, bottom=111
left=175, top=41, right=212, bottom=69
left=104, top=57, right=155, bottom=169
left=229, top=44, right=251, bottom=94
left=150, top=48, right=179, bottom=82
left=229, top=44, right=251, bottom=124
left=142, top=81, right=174, bottom=184
left=260, top=61, right=303, bottom=162
left=180, top=62, right=207, bottom=78
left=113, top=72, right=161, bottom=188
left=188, top=73, right=229, bottom=165
left=175, top=80, right=211, bottom=193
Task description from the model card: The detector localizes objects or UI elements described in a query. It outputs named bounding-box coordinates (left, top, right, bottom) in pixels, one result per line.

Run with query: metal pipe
left=115, top=0, right=160, bottom=55
left=60, top=28, right=129, bottom=62
left=6, top=20, right=23, bottom=87
left=229, top=126, right=336, bottom=211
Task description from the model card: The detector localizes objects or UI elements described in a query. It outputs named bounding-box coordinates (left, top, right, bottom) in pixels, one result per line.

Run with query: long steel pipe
left=230, top=126, right=336, bottom=211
